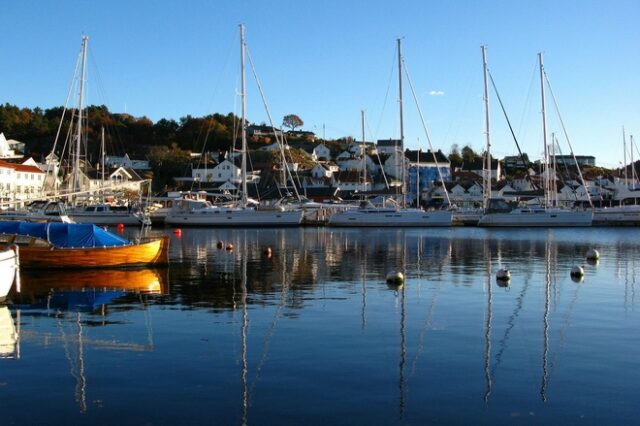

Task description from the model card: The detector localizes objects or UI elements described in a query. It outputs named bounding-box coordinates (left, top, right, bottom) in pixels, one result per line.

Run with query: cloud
left=429, top=90, right=445, bottom=96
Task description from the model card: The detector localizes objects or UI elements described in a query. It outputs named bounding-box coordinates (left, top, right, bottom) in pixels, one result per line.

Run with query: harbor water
left=1, top=226, right=639, bottom=425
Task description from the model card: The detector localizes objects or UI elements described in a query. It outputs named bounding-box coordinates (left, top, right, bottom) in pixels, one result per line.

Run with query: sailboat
left=328, top=38, right=452, bottom=227
left=51, top=37, right=150, bottom=226
left=477, top=49, right=592, bottom=227
left=593, top=131, right=640, bottom=225
left=164, top=25, right=303, bottom=227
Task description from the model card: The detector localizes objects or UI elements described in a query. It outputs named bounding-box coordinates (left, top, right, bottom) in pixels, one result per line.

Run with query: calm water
left=1, top=227, right=639, bottom=425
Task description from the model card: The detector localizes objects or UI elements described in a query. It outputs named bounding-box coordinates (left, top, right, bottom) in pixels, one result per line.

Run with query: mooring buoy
left=496, top=269, right=511, bottom=280
left=586, top=248, right=600, bottom=261
left=570, top=265, right=584, bottom=279
left=386, top=271, right=405, bottom=287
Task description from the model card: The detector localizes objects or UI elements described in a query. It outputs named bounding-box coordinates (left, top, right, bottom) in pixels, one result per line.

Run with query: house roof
left=0, top=159, right=44, bottom=174
left=377, top=139, right=401, bottom=147
left=405, top=149, right=449, bottom=164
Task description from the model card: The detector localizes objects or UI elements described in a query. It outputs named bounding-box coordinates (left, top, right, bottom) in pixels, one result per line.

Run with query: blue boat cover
left=0, top=221, right=131, bottom=248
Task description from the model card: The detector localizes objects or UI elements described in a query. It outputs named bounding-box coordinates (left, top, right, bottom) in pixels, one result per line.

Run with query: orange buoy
left=174, top=228, right=182, bottom=236
left=225, top=243, right=234, bottom=251
left=264, top=246, right=272, bottom=257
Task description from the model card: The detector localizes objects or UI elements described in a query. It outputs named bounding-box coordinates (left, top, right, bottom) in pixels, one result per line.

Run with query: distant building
left=105, top=153, right=151, bottom=171
left=0, top=159, right=46, bottom=206
left=0, top=133, right=22, bottom=160
left=503, top=155, right=528, bottom=171
left=311, top=144, right=332, bottom=161
left=460, top=157, right=502, bottom=181
left=405, top=149, right=451, bottom=203
left=376, top=139, right=401, bottom=155
left=247, top=125, right=283, bottom=139
left=286, top=130, right=316, bottom=141
left=551, top=155, right=596, bottom=167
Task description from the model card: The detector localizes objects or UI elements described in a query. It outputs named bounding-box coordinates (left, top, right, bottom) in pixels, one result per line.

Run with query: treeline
left=0, top=103, right=242, bottom=160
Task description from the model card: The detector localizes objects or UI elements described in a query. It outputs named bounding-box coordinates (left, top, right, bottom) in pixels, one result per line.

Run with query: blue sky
left=2, top=0, right=639, bottom=168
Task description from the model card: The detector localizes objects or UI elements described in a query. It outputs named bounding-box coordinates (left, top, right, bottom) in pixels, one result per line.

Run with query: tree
left=461, top=145, right=476, bottom=163
left=282, top=114, right=303, bottom=132
left=448, top=144, right=463, bottom=168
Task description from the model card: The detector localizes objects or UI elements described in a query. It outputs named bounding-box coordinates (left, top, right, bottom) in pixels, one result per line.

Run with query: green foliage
left=461, top=145, right=476, bottom=163
left=448, top=144, right=463, bottom=168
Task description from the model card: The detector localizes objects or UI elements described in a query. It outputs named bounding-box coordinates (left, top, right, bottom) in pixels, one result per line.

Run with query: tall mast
left=539, top=52, right=550, bottom=208
left=481, top=45, right=491, bottom=210
left=240, top=24, right=248, bottom=208
left=623, top=127, right=628, bottom=186
left=361, top=110, right=367, bottom=192
left=397, top=38, right=406, bottom=207
left=100, top=126, right=105, bottom=188
left=551, top=133, right=558, bottom=206
left=631, top=135, right=636, bottom=188
left=72, top=36, right=88, bottom=205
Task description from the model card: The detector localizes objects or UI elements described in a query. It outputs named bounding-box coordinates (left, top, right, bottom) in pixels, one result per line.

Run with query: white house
left=383, top=152, right=405, bottom=179
left=312, top=144, right=332, bottom=161
left=0, top=159, right=46, bottom=206
left=191, top=158, right=259, bottom=185
left=106, top=167, right=147, bottom=193
left=193, top=159, right=239, bottom=183
left=0, top=133, right=22, bottom=159
left=105, top=153, right=151, bottom=171
left=311, top=164, right=332, bottom=179
left=337, top=155, right=376, bottom=173
left=376, top=139, right=401, bottom=155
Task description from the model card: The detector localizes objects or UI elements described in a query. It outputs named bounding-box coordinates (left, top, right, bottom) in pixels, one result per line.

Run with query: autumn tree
left=282, top=114, right=303, bottom=131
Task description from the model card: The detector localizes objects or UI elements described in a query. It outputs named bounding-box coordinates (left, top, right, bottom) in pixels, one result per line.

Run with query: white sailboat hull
left=0, top=247, right=18, bottom=301
left=165, top=208, right=303, bottom=227
left=69, top=212, right=147, bottom=225
left=328, top=208, right=452, bottom=227
left=478, top=208, right=593, bottom=227
left=593, top=205, right=640, bottom=226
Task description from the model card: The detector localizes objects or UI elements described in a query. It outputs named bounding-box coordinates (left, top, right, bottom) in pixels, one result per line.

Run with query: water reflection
left=8, top=267, right=168, bottom=413
left=1, top=227, right=639, bottom=424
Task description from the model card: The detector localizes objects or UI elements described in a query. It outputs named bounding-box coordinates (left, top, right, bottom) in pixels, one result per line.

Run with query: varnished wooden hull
left=14, top=236, right=170, bottom=269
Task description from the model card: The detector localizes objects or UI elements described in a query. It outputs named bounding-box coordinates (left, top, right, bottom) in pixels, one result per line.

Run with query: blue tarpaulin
left=0, top=221, right=131, bottom=248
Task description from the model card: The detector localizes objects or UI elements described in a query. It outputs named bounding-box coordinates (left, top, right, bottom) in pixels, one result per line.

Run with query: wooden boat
left=0, top=246, right=18, bottom=301
left=0, top=222, right=169, bottom=269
